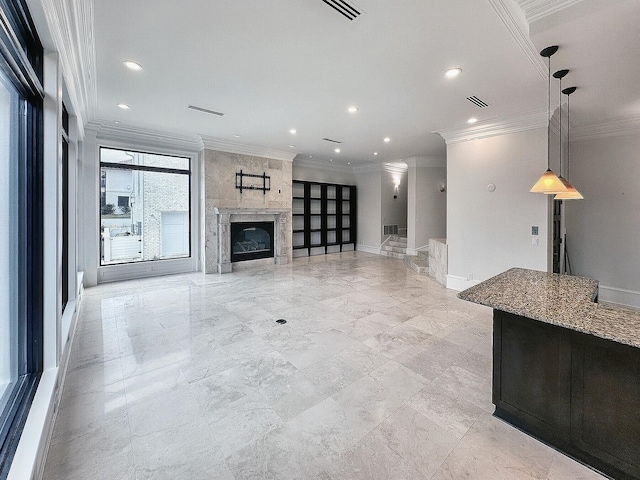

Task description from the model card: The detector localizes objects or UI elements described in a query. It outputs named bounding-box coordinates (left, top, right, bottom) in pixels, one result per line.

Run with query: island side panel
left=493, top=310, right=572, bottom=444
left=571, top=331, right=640, bottom=479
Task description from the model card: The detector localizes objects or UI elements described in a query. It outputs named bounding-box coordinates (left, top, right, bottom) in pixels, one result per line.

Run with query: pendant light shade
left=530, top=169, right=571, bottom=193
left=531, top=45, right=569, bottom=194
left=555, top=86, right=583, bottom=200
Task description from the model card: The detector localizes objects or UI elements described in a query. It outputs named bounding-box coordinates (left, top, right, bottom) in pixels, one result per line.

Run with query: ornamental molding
left=434, top=108, right=548, bottom=144
left=571, top=116, right=640, bottom=141
left=41, top=0, right=98, bottom=137
left=487, top=0, right=547, bottom=79
left=292, top=157, right=354, bottom=173
left=86, top=121, right=203, bottom=153
left=200, top=136, right=296, bottom=162
left=513, top=0, right=586, bottom=24
left=403, top=156, right=446, bottom=168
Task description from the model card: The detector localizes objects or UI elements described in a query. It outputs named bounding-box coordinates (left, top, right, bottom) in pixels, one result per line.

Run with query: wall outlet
left=532, top=237, right=539, bottom=246
left=467, top=273, right=473, bottom=281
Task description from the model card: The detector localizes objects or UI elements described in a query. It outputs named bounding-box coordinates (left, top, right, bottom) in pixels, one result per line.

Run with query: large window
left=0, top=0, right=44, bottom=475
left=99, top=147, right=191, bottom=265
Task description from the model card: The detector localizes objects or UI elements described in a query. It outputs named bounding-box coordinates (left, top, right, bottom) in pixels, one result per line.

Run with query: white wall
left=446, top=127, right=550, bottom=290
left=380, top=169, right=408, bottom=241
left=565, top=132, right=640, bottom=308
left=407, top=159, right=446, bottom=252
left=355, top=169, right=382, bottom=252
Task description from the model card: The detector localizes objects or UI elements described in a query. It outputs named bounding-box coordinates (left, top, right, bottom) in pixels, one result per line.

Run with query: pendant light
left=555, top=86, right=583, bottom=200
left=530, top=46, right=569, bottom=194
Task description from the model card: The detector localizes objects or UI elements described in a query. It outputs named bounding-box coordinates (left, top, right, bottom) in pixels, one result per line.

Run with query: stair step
left=405, top=254, right=429, bottom=275
left=382, top=245, right=407, bottom=254
left=388, top=240, right=407, bottom=248
left=381, top=250, right=406, bottom=259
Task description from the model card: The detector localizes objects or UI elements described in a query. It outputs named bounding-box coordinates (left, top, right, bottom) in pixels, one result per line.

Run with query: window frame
left=0, top=0, right=44, bottom=476
left=98, top=146, right=192, bottom=266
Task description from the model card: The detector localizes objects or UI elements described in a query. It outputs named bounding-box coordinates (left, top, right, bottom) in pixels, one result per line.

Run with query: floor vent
left=383, top=225, right=399, bottom=235
left=188, top=105, right=225, bottom=116
left=321, top=0, right=362, bottom=21
left=467, top=96, right=489, bottom=108
left=322, top=137, right=343, bottom=144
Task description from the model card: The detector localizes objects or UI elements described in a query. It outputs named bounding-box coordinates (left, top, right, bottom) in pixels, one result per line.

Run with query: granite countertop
left=458, top=267, right=640, bottom=349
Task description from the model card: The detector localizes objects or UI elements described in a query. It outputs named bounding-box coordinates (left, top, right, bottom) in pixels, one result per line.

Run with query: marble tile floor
left=43, top=252, right=606, bottom=480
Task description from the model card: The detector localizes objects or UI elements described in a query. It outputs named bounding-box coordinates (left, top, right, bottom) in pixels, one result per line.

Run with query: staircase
left=381, top=235, right=430, bottom=275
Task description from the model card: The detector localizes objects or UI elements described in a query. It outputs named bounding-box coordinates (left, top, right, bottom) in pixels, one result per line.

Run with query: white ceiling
left=33, top=0, right=640, bottom=166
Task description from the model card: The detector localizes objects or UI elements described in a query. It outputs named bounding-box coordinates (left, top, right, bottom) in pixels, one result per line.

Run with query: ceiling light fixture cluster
left=530, top=46, right=582, bottom=199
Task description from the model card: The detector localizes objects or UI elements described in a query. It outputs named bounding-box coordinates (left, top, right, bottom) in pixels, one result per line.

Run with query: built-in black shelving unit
left=292, top=180, right=356, bottom=256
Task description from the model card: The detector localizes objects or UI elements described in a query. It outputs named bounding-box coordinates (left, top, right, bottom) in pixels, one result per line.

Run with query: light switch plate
left=531, top=226, right=539, bottom=236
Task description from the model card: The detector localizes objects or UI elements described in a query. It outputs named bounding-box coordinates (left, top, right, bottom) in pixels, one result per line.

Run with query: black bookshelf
left=292, top=180, right=356, bottom=256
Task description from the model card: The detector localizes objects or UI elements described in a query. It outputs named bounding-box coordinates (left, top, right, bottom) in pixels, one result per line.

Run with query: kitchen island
left=459, top=268, right=640, bottom=480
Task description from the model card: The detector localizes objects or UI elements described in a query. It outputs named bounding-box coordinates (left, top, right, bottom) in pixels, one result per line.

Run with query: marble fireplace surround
left=215, top=207, right=291, bottom=273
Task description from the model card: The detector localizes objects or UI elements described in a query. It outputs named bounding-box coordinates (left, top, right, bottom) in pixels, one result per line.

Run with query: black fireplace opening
left=231, top=222, right=275, bottom=262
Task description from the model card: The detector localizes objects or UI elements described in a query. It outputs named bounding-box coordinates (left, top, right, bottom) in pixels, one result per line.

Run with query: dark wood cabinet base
left=493, top=310, right=640, bottom=480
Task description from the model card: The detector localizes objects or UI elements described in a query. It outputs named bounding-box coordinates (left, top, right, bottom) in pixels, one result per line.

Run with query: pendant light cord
left=547, top=56, right=551, bottom=170
left=558, top=76, right=563, bottom=177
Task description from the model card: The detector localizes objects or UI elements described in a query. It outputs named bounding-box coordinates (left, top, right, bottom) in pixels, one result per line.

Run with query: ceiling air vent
left=467, top=96, right=489, bottom=108
left=321, top=0, right=362, bottom=21
left=188, top=105, right=224, bottom=116
left=322, top=137, right=342, bottom=144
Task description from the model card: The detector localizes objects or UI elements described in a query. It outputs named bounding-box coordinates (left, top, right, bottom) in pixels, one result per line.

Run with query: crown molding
left=571, top=116, right=640, bottom=141
left=382, top=162, right=408, bottom=174
left=403, top=156, right=446, bottom=168
left=434, top=108, right=548, bottom=144
left=86, top=121, right=203, bottom=153
left=487, top=0, right=546, bottom=79
left=199, top=135, right=296, bottom=162
left=293, top=157, right=354, bottom=173
left=41, top=0, right=98, bottom=137
left=514, top=0, right=586, bottom=24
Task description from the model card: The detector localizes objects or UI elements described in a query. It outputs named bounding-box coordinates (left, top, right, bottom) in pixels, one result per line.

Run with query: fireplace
left=213, top=207, right=291, bottom=273
left=231, top=222, right=274, bottom=262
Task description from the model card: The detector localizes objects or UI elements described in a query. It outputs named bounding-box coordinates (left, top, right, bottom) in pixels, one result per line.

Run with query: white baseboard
left=8, top=289, right=82, bottom=480
left=356, top=244, right=381, bottom=255
left=446, top=274, right=481, bottom=292
left=598, top=285, right=640, bottom=310
left=98, top=257, right=196, bottom=283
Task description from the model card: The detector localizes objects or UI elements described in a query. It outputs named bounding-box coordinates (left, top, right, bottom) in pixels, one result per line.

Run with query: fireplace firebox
left=230, top=222, right=274, bottom=262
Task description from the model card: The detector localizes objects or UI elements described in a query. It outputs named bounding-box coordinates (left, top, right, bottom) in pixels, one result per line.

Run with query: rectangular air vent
left=188, top=105, right=224, bottom=116
left=322, top=137, right=343, bottom=144
left=467, top=96, right=489, bottom=108
left=383, top=225, right=399, bottom=235
left=322, top=0, right=362, bottom=21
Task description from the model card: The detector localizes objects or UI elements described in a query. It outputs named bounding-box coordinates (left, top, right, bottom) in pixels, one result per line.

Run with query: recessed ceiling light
left=233, top=134, right=241, bottom=138
left=348, top=106, right=358, bottom=113
left=309, top=155, right=313, bottom=158
left=347, top=162, right=351, bottom=165
left=117, top=103, right=130, bottom=110
left=445, top=68, right=462, bottom=78
left=114, top=121, right=121, bottom=124
left=289, top=145, right=296, bottom=148
left=467, top=117, right=478, bottom=124
left=373, top=152, right=378, bottom=155
left=123, top=60, right=143, bottom=71
left=330, top=159, right=333, bottom=162
left=384, top=137, right=390, bottom=143
left=335, top=148, right=340, bottom=153
left=289, top=129, right=297, bottom=134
